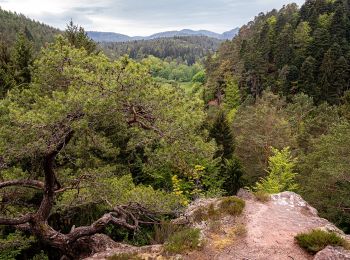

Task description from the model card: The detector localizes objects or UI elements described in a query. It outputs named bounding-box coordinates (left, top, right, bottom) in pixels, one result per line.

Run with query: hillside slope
left=100, top=36, right=221, bottom=64
left=0, top=7, right=60, bottom=50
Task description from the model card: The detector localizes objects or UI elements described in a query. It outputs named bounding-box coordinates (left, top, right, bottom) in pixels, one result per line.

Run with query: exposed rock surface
left=85, top=191, right=350, bottom=260
left=314, top=246, right=350, bottom=260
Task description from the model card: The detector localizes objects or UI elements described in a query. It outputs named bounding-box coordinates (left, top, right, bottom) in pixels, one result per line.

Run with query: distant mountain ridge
left=87, top=28, right=239, bottom=42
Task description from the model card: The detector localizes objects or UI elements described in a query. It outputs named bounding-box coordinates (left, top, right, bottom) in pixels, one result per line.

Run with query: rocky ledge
left=85, top=191, right=350, bottom=260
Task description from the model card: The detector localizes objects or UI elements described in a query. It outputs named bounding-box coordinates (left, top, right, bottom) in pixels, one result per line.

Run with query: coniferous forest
left=0, top=0, right=349, bottom=259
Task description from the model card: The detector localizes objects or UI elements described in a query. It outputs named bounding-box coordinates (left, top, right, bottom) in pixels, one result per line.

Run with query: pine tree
left=11, top=33, right=33, bottom=86
left=209, top=110, right=243, bottom=195
left=209, top=110, right=234, bottom=159
left=221, top=157, right=243, bottom=195
left=330, top=3, right=349, bottom=44
left=64, top=20, right=97, bottom=54
left=333, top=56, right=349, bottom=101
left=319, top=43, right=342, bottom=103
left=299, top=56, right=318, bottom=99
left=254, top=147, right=298, bottom=194
left=0, top=41, right=14, bottom=97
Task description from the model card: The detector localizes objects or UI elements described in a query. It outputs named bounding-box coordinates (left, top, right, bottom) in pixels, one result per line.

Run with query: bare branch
left=0, top=213, right=32, bottom=225
left=65, top=203, right=157, bottom=243
left=0, top=180, right=44, bottom=190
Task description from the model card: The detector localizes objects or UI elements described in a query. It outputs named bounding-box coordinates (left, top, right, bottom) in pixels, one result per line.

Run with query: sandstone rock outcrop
left=85, top=192, right=350, bottom=260
left=314, top=246, right=350, bottom=260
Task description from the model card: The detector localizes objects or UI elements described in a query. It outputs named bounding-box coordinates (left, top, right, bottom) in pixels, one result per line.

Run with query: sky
left=0, top=0, right=305, bottom=36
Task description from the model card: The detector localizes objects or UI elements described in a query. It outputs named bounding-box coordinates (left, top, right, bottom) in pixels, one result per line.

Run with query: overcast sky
left=0, top=0, right=305, bottom=36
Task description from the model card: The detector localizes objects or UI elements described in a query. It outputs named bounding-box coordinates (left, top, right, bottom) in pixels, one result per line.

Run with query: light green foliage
left=223, top=75, right=240, bottom=110
left=295, top=229, right=349, bottom=254
left=142, top=56, right=203, bottom=82
left=254, top=147, right=298, bottom=194
left=164, top=228, right=201, bottom=253
left=0, top=231, right=35, bottom=260
left=192, top=70, right=206, bottom=84
left=169, top=164, right=223, bottom=202
left=223, top=75, right=240, bottom=123
left=318, top=13, right=334, bottom=29
left=294, top=22, right=312, bottom=56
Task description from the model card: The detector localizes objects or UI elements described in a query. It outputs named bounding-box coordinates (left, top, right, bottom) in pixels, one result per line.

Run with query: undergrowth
left=295, top=229, right=350, bottom=254
left=164, top=227, right=201, bottom=253
left=254, top=190, right=270, bottom=202
left=218, top=196, right=245, bottom=216
left=192, top=197, right=245, bottom=223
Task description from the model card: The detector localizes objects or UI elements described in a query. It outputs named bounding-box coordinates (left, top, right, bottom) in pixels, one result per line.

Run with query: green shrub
left=0, top=231, right=34, bottom=260
left=295, top=229, right=350, bottom=254
left=218, top=197, right=245, bottom=216
left=192, top=203, right=220, bottom=223
left=254, top=190, right=270, bottom=202
left=164, top=228, right=201, bottom=253
left=107, top=253, right=142, bottom=260
left=152, top=221, right=183, bottom=244
left=192, top=207, right=209, bottom=222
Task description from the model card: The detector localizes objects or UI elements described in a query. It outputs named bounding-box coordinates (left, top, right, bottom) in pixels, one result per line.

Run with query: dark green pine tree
left=299, top=56, right=318, bottom=99
left=279, top=64, right=299, bottom=97
left=0, top=41, right=15, bottom=97
left=319, top=43, right=342, bottom=104
left=11, top=33, right=33, bottom=86
left=210, top=110, right=234, bottom=159
left=333, top=56, right=349, bottom=101
left=311, top=28, right=331, bottom=63
left=275, top=23, right=294, bottom=68
left=209, top=110, right=243, bottom=194
left=330, top=2, right=350, bottom=44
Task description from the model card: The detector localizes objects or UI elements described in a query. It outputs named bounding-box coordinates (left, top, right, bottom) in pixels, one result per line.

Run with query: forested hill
left=87, top=28, right=239, bottom=42
left=100, top=36, right=222, bottom=65
left=206, top=0, right=350, bottom=105
left=0, top=7, right=60, bottom=50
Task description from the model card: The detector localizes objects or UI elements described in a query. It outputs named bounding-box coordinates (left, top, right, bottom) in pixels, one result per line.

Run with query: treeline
left=100, top=36, right=222, bottom=65
left=206, top=0, right=350, bottom=105
left=0, top=7, right=60, bottom=51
